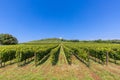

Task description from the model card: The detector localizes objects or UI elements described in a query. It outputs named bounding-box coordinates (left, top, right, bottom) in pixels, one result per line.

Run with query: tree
left=0, top=34, right=18, bottom=45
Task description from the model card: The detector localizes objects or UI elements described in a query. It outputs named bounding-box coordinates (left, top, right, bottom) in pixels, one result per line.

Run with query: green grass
left=89, top=60, right=120, bottom=80
left=0, top=58, right=120, bottom=80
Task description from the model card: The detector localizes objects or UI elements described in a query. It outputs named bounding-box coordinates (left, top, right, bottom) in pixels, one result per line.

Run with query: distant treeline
left=92, top=39, right=120, bottom=44
left=63, top=39, right=120, bottom=44
left=61, top=39, right=80, bottom=42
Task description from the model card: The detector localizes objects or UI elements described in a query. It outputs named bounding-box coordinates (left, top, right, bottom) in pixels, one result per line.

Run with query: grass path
left=58, top=46, right=68, bottom=65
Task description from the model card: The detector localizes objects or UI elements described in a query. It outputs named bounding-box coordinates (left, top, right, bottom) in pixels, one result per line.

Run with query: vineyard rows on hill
left=0, top=43, right=120, bottom=68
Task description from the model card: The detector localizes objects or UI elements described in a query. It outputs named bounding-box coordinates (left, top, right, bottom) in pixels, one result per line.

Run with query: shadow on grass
left=37, top=54, right=50, bottom=66
left=18, top=58, right=34, bottom=67
left=109, top=59, right=120, bottom=65
left=89, top=57, right=105, bottom=65
left=73, top=54, right=90, bottom=67
left=0, top=60, right=17, bottom=68
left=52, top=49, right=60, bottom=66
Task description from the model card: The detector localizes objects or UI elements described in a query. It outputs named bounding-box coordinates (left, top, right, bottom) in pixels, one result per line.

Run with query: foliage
left=0, top=34, right=18, bottom=45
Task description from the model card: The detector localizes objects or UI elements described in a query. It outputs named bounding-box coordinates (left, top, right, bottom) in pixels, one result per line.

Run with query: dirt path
left=58, top=46, right=68, bottom=65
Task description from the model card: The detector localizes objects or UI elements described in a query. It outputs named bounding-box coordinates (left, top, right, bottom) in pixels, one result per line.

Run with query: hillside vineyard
left=0, top=43, right=120, bottom=67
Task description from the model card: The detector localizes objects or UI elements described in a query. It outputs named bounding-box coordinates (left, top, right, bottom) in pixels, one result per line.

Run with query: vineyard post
left=95, top=53, right=97, bottom=62
left=9, top=56, right=12, bottom=65
left=114, top=54, right=117, bottom=64
left=88, top=52, right=90, bottom=67
left=106, top=52, right=109, bottom=65
left=17, top=53, right=21, bottom=67
left=0, top=59, right=2, bottom=67
left=34, top=52, right=37, bottom=67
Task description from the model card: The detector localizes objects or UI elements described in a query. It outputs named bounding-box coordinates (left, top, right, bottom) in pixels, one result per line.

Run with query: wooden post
left=34, top=53, right=37, bottom=67
left=88, top=53, right=90, bottom=67
left=106, top=52, right=109, bottom=65
left=95, top=53, right=97, bottom=62
left=0, top=60, right=2, bottom=67
left=114, top=55, right=117, bottom=64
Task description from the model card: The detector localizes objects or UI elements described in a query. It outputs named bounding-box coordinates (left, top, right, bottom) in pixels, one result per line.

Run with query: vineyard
left=0, top=43, right=120, bottom=67
left=0, top=42, right=120, bottom=80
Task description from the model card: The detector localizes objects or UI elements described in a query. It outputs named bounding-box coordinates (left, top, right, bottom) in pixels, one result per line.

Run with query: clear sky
left=0, top=0, right=120, bottom=42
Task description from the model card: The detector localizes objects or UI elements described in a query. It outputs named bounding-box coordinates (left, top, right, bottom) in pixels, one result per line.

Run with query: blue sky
left=0, top=0, right=120, bottom=42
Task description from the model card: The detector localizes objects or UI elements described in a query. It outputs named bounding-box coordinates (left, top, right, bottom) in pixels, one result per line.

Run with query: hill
left=25, top=38, right=80, bottom=44
left=25, top=38, right=120, bottom=44
left=28, top=38, right=63, bottom=43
